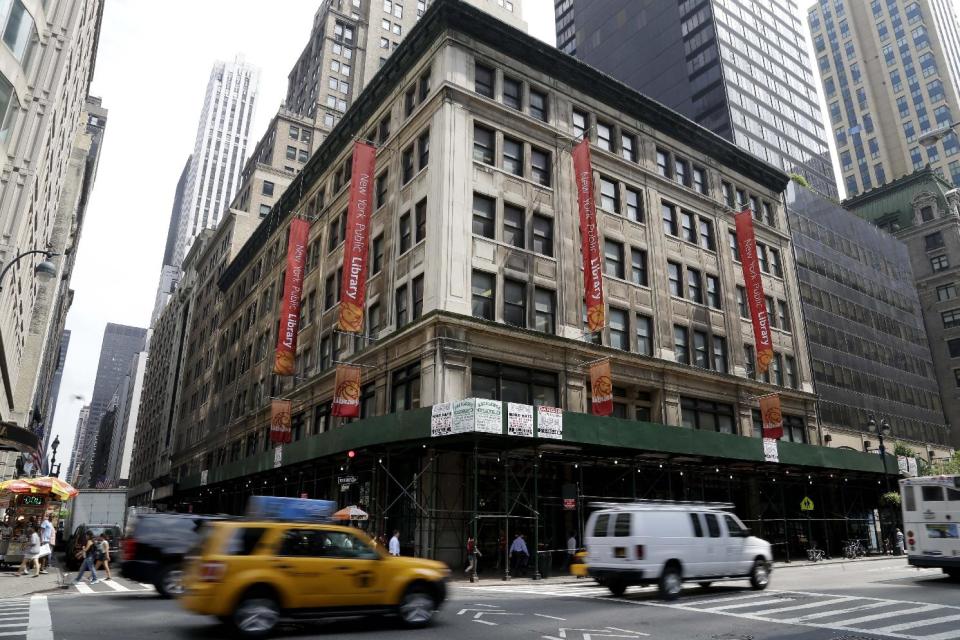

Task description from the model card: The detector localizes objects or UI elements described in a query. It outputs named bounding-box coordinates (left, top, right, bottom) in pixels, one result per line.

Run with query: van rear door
left=587, top=512, right=613, bottom=566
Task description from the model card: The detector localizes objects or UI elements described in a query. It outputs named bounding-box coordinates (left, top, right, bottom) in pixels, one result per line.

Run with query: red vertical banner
left=270, top=399, right=292, bottom=444
left=332, top=365, right=362, bottom=418
left=760, top=394, right=784, bottom=440
left=274, top=218, right=310, bottom=376
left=338, top=141, right=377, bottom=333
left=590, top=359, right=613, bottom=416
left=734, top=209, right=774, bottom=373
left=573, top=139, right=605, bottom=332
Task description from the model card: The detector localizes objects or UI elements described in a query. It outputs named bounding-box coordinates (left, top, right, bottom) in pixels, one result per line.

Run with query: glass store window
left=471, top=359, right=558, bottom=407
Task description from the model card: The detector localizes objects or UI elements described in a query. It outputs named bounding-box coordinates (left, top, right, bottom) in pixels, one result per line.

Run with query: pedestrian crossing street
left=462, top=581, right=960, bottom=640
left=66, top=576, right=155, bottom=595
left=0, top=597, right=30, bottom=640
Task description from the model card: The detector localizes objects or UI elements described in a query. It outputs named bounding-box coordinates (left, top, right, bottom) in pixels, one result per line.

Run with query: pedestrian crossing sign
left=800, top=496, right=814, bottom=511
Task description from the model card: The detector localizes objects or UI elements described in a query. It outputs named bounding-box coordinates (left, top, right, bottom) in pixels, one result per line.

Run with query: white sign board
left=507, top=403, right=534, bottom=437
left=430, top=402, right=453, bottom=437
left=537, top=406, right=563, bottom=440
left=907, top=457, right=918, bottom=477
left=200, top=470, right=208, bottom=486
left=452, top=399, right=476, bottom=434
left=475, top=398, right=503, bottom=434
left=763, top=438, right=779, bottom=463
left=274, top=445, right=283, bottom=469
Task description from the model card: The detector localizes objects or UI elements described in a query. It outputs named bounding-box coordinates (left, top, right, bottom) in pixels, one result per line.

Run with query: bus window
left=922, top=486, right=944, bottom=502
left=904, top=485, right=916, bottom=511
left=948, top=488, right=960, bottom=502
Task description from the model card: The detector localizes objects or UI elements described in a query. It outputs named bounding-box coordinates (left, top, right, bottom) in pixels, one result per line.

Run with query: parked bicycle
left=843, top=539, right=866, bottom=559
left=807, top=545, right=825, bottom=562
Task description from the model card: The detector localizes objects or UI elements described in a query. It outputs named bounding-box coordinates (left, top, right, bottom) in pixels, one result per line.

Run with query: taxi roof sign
left=246, top=496, right=337, bottom=522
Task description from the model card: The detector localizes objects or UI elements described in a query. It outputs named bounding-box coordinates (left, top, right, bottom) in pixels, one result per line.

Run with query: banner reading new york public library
left=734, top=208, right=774, bottom=374
left=429, top=399, right=563, bottom=440
left=573, top=139, right=605, bottom=332
left=338, top=141, right=377, bottom=334
left=273, top=218, right=310, bottom=376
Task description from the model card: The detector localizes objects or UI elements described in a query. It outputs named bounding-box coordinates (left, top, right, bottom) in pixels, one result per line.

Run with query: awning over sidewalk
left=0, top=421, right=39, bottom=454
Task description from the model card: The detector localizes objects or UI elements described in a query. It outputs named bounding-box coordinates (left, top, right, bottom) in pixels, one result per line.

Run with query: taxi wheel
left=398, top=585, right=436, bottom=628
left=232, top=593, right=280, bottom=638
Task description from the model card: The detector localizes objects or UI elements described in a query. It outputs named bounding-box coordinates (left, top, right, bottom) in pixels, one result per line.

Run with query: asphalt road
left=7, top=558, right=958, bottom=640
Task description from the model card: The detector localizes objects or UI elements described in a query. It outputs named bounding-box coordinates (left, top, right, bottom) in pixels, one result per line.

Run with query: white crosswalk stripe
left=66, top=576, right=154, bottom=595
left=0, top=597, right=34, bottom=640
left=462, top=581, right=960, bottom=640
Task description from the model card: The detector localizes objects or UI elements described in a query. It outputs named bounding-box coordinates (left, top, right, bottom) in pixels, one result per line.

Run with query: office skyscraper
left=555, top=0, right=837, bottom=197
left=73, top=323, right=147, bottom=487
left=808, top=0, right=960, bottom=195
left=172, top=57, right=260, bottom=268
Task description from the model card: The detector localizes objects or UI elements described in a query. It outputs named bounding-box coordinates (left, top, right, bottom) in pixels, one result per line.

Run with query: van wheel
left=698, top=581, right=712, bottom=589
left=399, top=585, right=436, bottom=627
left=232, top=592, right=280, bottom=638
left=659, top=564, right=683, bottom=601
left=750, top=559, right=770, bottom=590
left=607, top=579, right=627, bottom=597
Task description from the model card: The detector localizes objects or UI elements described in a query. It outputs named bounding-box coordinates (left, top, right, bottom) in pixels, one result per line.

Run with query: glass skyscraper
left=555, top=0, right=837, bottom=197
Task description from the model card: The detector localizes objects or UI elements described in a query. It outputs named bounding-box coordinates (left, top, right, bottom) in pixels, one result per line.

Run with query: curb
left=774, top=555, right=904, bottom=569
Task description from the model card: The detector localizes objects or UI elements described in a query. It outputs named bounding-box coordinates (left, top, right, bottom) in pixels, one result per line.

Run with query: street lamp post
left=868, top=415, right=893, bottom=555
left=49, top=434, right=61, bottom=477
left=0, top=249, right=59, bottom=291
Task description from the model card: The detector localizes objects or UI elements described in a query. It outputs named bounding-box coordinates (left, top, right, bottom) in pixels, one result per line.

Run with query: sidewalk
left=0, top=567, right=64, bottom=598
left=773, top=553, right=904, bottom=569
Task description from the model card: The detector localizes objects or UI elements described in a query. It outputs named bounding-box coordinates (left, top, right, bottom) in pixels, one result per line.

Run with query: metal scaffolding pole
left=503, top=454, right=511, bottom=581
left=471, top=442, right=479, bottom=583
left=533, top=451, right=541, bottom=580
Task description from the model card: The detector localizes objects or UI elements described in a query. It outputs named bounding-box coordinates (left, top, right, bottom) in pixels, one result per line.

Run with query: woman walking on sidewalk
left=72, top=532, right=99, bottom=585
left=15, top=527, right=41, bottom=577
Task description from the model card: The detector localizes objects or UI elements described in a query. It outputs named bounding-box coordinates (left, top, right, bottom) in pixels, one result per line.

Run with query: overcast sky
left=51, top=1, right=557, bottom=468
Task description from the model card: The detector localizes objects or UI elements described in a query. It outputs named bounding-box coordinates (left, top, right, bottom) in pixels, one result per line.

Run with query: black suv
left=121, top=513, right=223, bottom=598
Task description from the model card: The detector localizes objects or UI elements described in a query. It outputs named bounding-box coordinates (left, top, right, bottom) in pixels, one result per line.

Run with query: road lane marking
left=100, top=580, right=130, bottom=591
left=681, top=593, right=771, bottom=606
left=923, top=629, right=960, bottom=640
left=837, top=604, right=940, bottom=626
left=26, top=595, right=51, bottom=640
left=138, top=583, right=153, bottom=589
left=698, top=598, right=790, bottom=611
left=748, top=596, right=855, bottom=615
left=470, top=603, right=500, bottom=607
left=534, top=614, right=567, bottom=621
left=787, top=600, right=898, bottom=621
left=606, top=627, right=650, bottom=636
left=0, top=623, right=28, bottom=628
left=474, top=619, right=498, bottom=626
left=872, top=613, right=960, bottom=634
left=73, top=582, right=93, bottom=594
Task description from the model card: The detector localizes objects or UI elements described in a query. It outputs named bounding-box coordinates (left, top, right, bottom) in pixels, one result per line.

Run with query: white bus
left=900, top=475, right=960, bottom=579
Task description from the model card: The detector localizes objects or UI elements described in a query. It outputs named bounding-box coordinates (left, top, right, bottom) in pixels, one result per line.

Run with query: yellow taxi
left=180, top=520, right=449, bottom=637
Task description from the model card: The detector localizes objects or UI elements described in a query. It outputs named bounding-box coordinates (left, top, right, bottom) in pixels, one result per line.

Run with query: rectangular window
left=621, top=132, right=636, bottom=161
left=736, top=286, right=748, bottom=318
left=722, top=181, right=734, bottom=207
left=472, top=271, right=495, bottom=320
left=473, top=124, right=495, bottom=164
left=415, top=198, right=427, bottom=243
left=376, top=171, right=389, bottom=208
left=938, top=284, right=958, bottom=301
left=402, top=145, right=415, bottom=183
left=729, top=230, right=740, bottom=261
left=932, top=255, right=950, bottom=271
left=502, top=136, right=523, bottom=175
left=693, top=330, right=709, bottom=368
left=371, top=235, right=384, bottom=275
left=680, top=210, right=695, bottom=242
left=395, top=285, right=408, bottom=327
left=768, top=247, right=782, bottom=277
left=699, top=218, right=715, bottom=250
left=772, top=353, right=784, bottom=386
left=324, top=274, right=336, bottom=309
left=712, top=336, right=728, bottom=373
left=418, top=129, right=430, bottom=169
left=765, top=295, right=776, bottom=328
left=625, top=188, right=642, bottom=222
left=662, top=203, right=678, bottom=236
left=572, top=109, right=588, bottom=138
left=502, top=76, right=521, bottom=109
left=475, top=63, right=494, bottom=97
left=417, top=72, right=429, bottom=101
left=757, top=243, right=769, bottom=272
left=412, top=275, right=424, bottom=320
left=599, top=177, right=618, bottom=212
left=532, top=215, right=553, bottom=257
left=681, top=397, right=735, bottom=434
left=534, top=288, right=555, bottom=333
left=390, top=363, right=420, bottom=412
left=529, top=88, right=548, bottom=121
left=674, top=325, right=689, bottom=364
left=604, top=239, right=625, bottom=279
left=656, top=148, right=670, bottom=177
left=609, top=308, right=628, bottom=350
left=531, top=147, right=551, bottom=186
left=943, top=309, right=960, bottom=328
left=635, top=314, right=652, bottom=356
left=785, top=355, right=797, bottom=388
left=687, top=268, right=703, bottom=304
left=596, top=121, right=612, bottom=151
left=675, top=158, right=689, bottom=186
left=472, top=193, right=495, bottom=238
left=631, top=248, right=648, bottom=286
left=262, top=181, right=274, bottom=196
left=693, top=167, right=706, bottom=194
left=668, top=261, right=683, bottom=297
left=777, top=300, right=791, bottom=332
left=926, top=232, right=946, bottom=250
left=398, top=212, right=411, bottom=253
left=503, top=204, right=525, bottom=248
left=706, top=274, right=721, bottom=309
left=504, top=279, right=527, bottom=327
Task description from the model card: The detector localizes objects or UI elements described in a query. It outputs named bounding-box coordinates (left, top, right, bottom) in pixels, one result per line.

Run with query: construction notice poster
left=537, top=406, right=563, bottom=440
left=270, top=399, right=292, bottom=444
left=338, top=141, right=377, bottom=333
left=590, top=359, right=613, bottom=416
left=274, top=218, right=310, bottom=376
left=507, top=403, right=534, bottom=437
left=431, top=402, right=453, bottom=437
left=573, top=139, right=605, bottom=332
left=760, top=394, right=784, bottom=440
left=734, top=209, right=774, bottom=373
left=331, top=365, right=362, bottom=417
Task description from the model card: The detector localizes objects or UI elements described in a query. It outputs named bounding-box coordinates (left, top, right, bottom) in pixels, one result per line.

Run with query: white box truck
left=65, top=488, right=128, bottom=534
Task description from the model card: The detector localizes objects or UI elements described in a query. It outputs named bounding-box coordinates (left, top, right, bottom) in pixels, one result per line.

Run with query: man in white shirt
left=38, top=516, right=54, bottom=574
left=566, top=532, right=577, bottom=569
left=389, top=530, right=401, bottom=556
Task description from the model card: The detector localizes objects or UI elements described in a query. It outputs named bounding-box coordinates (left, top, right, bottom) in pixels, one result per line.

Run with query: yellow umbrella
left=0, top=476, right=79, bottom=501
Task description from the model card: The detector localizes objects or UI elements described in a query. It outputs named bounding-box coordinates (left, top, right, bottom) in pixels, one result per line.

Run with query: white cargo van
left=585, top=501, right=773, bottom=600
